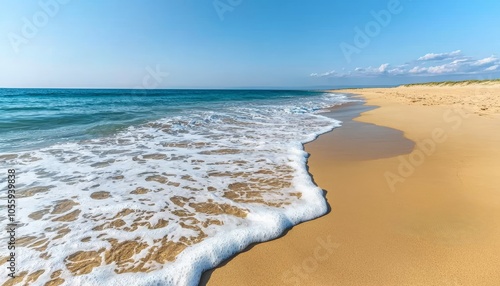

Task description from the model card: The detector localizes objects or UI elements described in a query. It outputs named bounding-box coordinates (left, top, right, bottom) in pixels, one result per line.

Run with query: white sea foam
left=0, top=92, right=353, bottom=285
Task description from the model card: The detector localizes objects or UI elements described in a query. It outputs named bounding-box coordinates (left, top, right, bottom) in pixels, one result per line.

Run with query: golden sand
left=17, top=186, right=52, bottom=198
left=44, top=277, right=65, bottom=286
left=51, top=199, right=79, bottom=214
left=52, top=209, right=81, bottom=222
left=28, top=209, right=50, bottom=220
left=25, top=270, right=45, bottom=285
left=188, top=202, right=248, bottom=218
left=89, top=191, right=111, bottom=200
left=203, top=83, right=500, bottom=285
left=342, top=83, right=500, bottom=115
left=130, top=187, right=151, bottom=195
left=2, top=271, right=27, bottom=286
left=65, top=250, right=104, bottom=275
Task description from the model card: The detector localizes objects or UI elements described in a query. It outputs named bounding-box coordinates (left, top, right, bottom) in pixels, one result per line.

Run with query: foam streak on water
left=0, top=91, right=352, bottom=285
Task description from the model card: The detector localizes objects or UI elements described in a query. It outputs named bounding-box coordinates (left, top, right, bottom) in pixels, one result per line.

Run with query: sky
left=0, top=0, right=499, bottom=89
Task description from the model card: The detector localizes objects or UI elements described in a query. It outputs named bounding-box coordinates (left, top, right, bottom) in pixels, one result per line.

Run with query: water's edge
left=198, top=94, right=362, bottom=285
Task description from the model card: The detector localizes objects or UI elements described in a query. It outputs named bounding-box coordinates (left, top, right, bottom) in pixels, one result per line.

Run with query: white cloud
left=418, top=50, right=462, bottom=61
left=310, top=50, right=500, bottom=78
left=409, top=66, right=427, bottom=74
left=472, top=56, right=498, bottom=66
left=310, top=70, right=337, bottom=78
left=427, top=64, right=457, bottom=74
left=450, top=59, right=468, bottom=65
left=378, top=63, right=389, bottom=73
left=485, top=65, right=499, bottom=71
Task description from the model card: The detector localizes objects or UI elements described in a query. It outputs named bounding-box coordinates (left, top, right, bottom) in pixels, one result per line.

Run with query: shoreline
left=199, top=98, right=370, bottom=285
left=201, top=94, right=417, bottom=285
left=203, top=84, right=500, bottom=285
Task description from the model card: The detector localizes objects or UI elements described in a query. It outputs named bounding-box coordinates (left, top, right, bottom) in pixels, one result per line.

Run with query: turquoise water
left=0, top=88, right=353, bottom=285
left=0, top=89, right=333, bottom=152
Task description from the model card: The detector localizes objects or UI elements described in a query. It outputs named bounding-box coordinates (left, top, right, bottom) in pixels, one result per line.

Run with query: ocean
left=0, top=89, right=353, bottom=285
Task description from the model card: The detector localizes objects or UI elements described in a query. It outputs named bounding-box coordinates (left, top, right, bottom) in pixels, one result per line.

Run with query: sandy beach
left=203, top=83, right=500, bottom=285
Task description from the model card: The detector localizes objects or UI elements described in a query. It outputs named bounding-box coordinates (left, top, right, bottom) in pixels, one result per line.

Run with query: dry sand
left=202, top=83, right=500, bottom=285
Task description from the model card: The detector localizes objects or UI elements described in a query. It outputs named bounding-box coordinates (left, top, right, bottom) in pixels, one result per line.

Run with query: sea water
left=0, top=89, right=353, bottom=285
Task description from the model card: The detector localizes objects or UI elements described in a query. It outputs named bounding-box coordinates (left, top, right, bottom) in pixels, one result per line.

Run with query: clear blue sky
left=1, top=0, right=499, bottom=88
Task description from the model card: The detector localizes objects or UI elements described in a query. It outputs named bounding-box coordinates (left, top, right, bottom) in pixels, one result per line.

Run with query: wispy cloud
left=485, top=65, right=499, bottom=72
left=311, top=51, right=500, bottom=78
left=310, top=70, right=337, bottom=77
left=417, top=50, right=462, bottom=61
left=471, top=56, right=498, bottom=66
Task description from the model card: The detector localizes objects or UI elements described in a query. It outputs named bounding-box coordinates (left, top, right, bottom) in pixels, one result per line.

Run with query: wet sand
left=202, top=84, right=500, bottom=285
